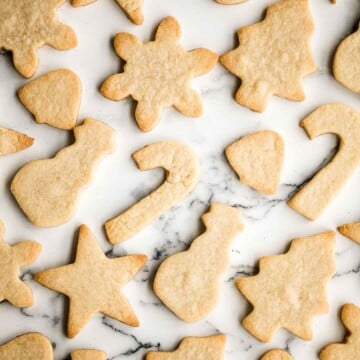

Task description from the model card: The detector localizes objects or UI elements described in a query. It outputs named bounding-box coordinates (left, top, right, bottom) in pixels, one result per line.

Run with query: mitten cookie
left=0, top=333, right=53, bottom=360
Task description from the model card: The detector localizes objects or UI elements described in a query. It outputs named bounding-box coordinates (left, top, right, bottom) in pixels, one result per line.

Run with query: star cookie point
left=35, top=225, right=146, bottom=338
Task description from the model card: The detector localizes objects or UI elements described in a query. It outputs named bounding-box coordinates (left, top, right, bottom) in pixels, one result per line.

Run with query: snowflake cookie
left=0, top=0, right=77, bottom=77
left=101, top=17, right=218, bottom=132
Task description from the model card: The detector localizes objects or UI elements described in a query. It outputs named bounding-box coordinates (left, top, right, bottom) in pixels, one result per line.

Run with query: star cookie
left=220, top=0, right=316, bottom=112
left=0, top=0, right=77, bottom=78
left=35, top=225, right=147, bottom=338
left=320, top=304, right=360, bottom=360
left=0, top=128, right=34, bottom=156
left=71, top=0, right=143, bottom=25
left=0, top=220, right=41, bottom=308
left=101, top=16, right=218, bottom=131
left=236, top=231, right=335, bottom=342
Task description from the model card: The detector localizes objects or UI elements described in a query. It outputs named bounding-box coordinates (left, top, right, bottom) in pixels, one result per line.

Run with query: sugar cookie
left=11, top=119, right=115, bottom=227
left=154, top=204, right=243, bottom=322
left=225, top=131, right=284, bottom=195
left=0, top=128, right=34, bottom=156
left=220, top=0, right=316, bottom=112
left=261, top=350, right=293, bottom=360
left=320, top=304, right=360, bottom=360
left=71, top=0, right=143, bottom=24
left=71, top=349, right=106, bottom=360
left=18, top=69, right=82, bottom=130
left=0, top=333, right=53, bottom=360
left=146, top=335, right=226, bottom=360
left=288, top=103, right=360, bottom=220
left=105, top=141, right=198, bottom=244
left=35, top=225, right=147, bottom=338
left=338, top=222, right=360, bottom=244
left=0, top=219, right=41, bottom=308
left=236, top=231, right=335, bottom=342
left=101, top=17, right=218, bottom=131
left=333, top=24, right=360, bottom=95
left=0, top=0, right=77, bottom=78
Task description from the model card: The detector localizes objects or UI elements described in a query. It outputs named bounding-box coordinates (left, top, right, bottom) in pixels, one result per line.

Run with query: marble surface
left=0, top=0, right=360, bottom=359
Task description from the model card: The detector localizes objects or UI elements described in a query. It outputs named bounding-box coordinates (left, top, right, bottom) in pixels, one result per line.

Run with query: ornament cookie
left=220, top=0, right=316, bottom=112
left=105, top=141, right=198, bottom=244
left=288, top=103, right=360, bottom=220
left=71, top=349, right=106, bottom=360
left=154, top=204, right=243, bottom=322
left=338, top=223, right=360, bottom=244
left=71, top=0, right=143, bottom=25
left=146, top=335, right=226, bottom=360
left=0, top=220, right=41, bottom=308
left=0, top=333, right=53, bottom=360
left=101, top=17, right=218, bottom=131
left=35, top=225, right=146, bottom=338
left=0, top=128, right=34, bottom=156
left=11, top=119, right=115, bottom=227
left=261, top=350, right=293, bottom=360
left=18, top=69, right=82, bottom=130
left=320, top=304, right=360, bottom=360
left=236, top=231, right=335, bottom=342
left=333, top=24, right=360, bottom=95
left=0, top=0, right=77, bottom=78
left=225, top=131, right=284, bottom=195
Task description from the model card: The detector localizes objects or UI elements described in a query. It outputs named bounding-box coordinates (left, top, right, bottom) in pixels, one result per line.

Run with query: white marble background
left=0, top=0, right=360, bottom=359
